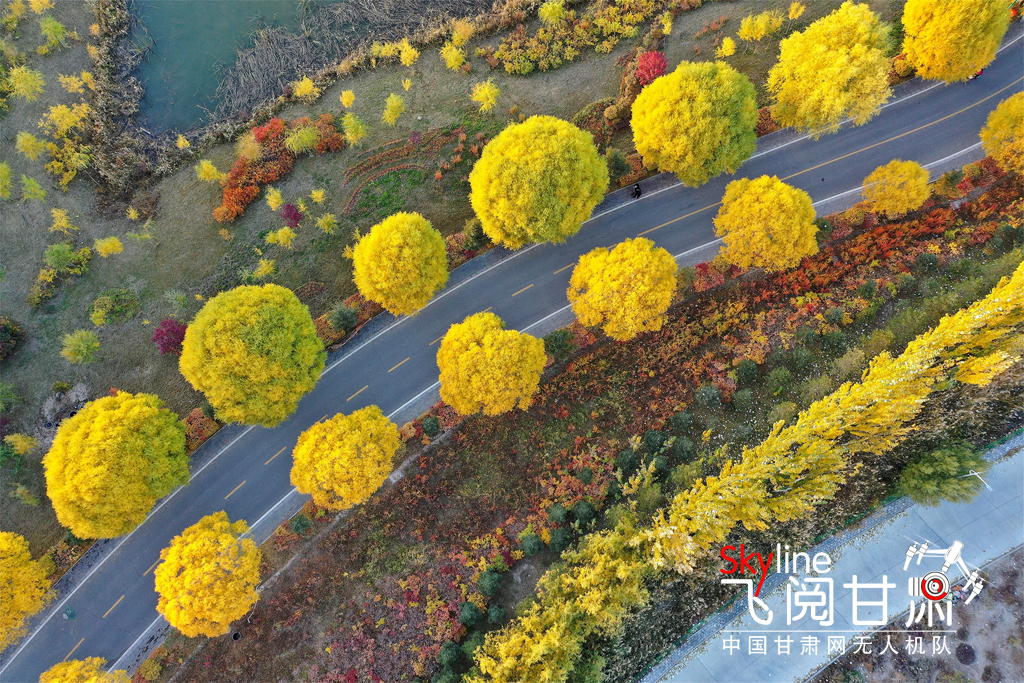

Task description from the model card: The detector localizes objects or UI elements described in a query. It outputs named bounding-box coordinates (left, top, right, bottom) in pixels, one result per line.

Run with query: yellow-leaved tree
left=179, top=284, right=326, bottom=427
left=980, top=92, right=1023, bottom=174
left=568, top=238, right=677, bottom=341
left=714, top=175, right=817, bottom=272
left=631, top=60, right=757, bottom=187
left=768, top=1, right=891, bottom=137
left=290, top=406, right=400, bottom=510
left=154, top=511, right=261, bottom=638
left=0, top=532, right=50, bottom=651
left=40, top=658, right=129, bottom=683
left=469, top=116, right=608, bottom=249
left=437, top=312, right=546, bottom=416
left=862, top=159, right=931, bottom=217
left=43, top=392, right=189, bottom=538
left=350, top=212, right=448, bottom=315
left=902, top=0, right=1009, bottom=82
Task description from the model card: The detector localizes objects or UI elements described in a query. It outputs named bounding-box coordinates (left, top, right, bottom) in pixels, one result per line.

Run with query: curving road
left=1, top=31, right=1021, bottom=683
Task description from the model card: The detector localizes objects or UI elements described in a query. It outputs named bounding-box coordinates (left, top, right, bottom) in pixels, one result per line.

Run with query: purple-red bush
left=152, top=318, right=187, bottom=355
left=635, top=51, right=667, bottom=86
left=281, top=203, right=304, bottom=228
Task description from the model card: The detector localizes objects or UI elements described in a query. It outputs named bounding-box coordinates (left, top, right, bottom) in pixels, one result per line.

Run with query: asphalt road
left=1, top=32, right=1021, bottom=683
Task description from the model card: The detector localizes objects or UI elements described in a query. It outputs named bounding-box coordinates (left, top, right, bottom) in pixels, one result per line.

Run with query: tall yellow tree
left=902, top=0, right=1009, bottom=82
left=179, top=284, right=326, bottom=427
left=714, top=175, right=817, bottom=272
left=469, top=116, right=608, bottom=249
left=154, top=511, right=261, bottom=638
left=437, top=312, right=546, bottom=416
left=43, top=392, right=189, bottom=538
left=290, top=406, right=400, bottom=510
left=631, top=60, right=757, bottom=187
left=862, top=159, right=930, bottom=217
left=768, top=1, right=891, bottom=137
left=0, top=532, right=50, bottom=651
left=568, top=238, right=677, bottom=341
left=40, top=658, right=129, bottom=683
left=349, top=212, right=448, bottom=316
left=980, top=92, right=1024, bottom=174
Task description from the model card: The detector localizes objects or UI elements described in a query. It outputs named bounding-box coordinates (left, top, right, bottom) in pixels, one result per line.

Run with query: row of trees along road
left=2, top=0, right=1022, bottom=673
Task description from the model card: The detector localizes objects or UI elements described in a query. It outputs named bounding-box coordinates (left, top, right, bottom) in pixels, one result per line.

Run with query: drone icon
left=903, top=540, right=984, bottom=605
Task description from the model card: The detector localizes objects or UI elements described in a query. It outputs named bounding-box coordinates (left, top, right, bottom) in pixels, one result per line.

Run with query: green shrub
left=856, top=280, right=878, bottom=299
left=463, top=217, right=490, bottom=250
left=642, top=429, right=668, bottom=453
left=0, top=382, right=19, bottom=412
left=284, top=126, right=320, bottom=154
left=61, top=330, right=100, bottom=364
left=289, top=513, right=312, bottom=535
left=543, top=328, right=576, bottom=362
left=433, top=668, right=459, bottom=683
left=671, top=436, right=696, bottom=461
left=328, top=303, right=359, bottom=333
left=855, top=299, right=882, bottom=324
left=789, top=347, right=815, bottom=374
left=438, top=641, right=462, bottom=667
left=824, top=307, right=845, bottom=325
left=768, top=401, right=798, bottom=425
left=576, top=467, right=593, bottom=485
left=137, top=658, right=162, bottom=682
left=487, top=604, right=506, bottom=624
left=822, top=330, right=848, bottom=355
left=572, top=500, right=596, bottom=525
left=667, top=410, right=693, bottom=433
left=794, top=325, right=818, bottom=345
left=732, top=388, right=754, bottom=412
left=89, top=289, right=140, bottom=326
left=635, top=482, right=665, bottom=518
left=735, top=359, right=759, bottom=385
left=605, top=147, right=630, bottom=185
left=478, top=570, right=502, bottom=596
left=615, top=449, right=637, bottom=474
left=44, top=243, right=90, bottom=273
left=521, top=532, right=544, bottom=555
left=550, top=527, right=573, bottom=552
left=548, top=503, right=568, bottom=524
left=421, top=416, right=441, bottom=437
left=766, top=367, right=793, bottom=395
left=732, top=422, right=754, bottom=442
left=895, top=273, right=916, bottom=296
left=51, top=381, right=72, bottom=394
left=695, top=383, right=721, bottom=407
left=459, top=601, right=484, bottom=626
left=461, top=631, right=485, bottom=658
left=860, top=328, right=894, bottom=359
left=898, top=441, right=989, bottom=506
left=669, top=461, right=701, bottom=491
left=914, top=252, right=939, bottom=273
left=800, top=376, right=834, bottom=404
left=830, top=348, right=867, bottom=382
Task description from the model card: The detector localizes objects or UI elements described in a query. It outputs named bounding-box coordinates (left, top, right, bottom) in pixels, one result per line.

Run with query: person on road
left=631, top=183, right=642, bottom=199
left=968, top=68, right=984, bottom=80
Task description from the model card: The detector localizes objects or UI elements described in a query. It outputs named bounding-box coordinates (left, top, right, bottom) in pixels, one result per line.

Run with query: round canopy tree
left=0, top=532, right=50, bottom=650
left=179, top=284, right=326, bottom=427
left=902, top=0, right=1009, bottom=82
left=40, top=659, right=129, bottom=683
left=980, top=92, right=1024, bottom=174
left=568, top=237, right=678, bottom=341
left=469, top=116, right=608, bottom=249
left=437, top=312, right=546, bottom=416
left=714, top=175, right=818, bottom=272
left=43, top=392, right=188, bottom=538
left=862, top=159, right=930, bottom=217
left=768, top=1, right=891, bottom=137
left=631, top=60, right=757, bottom=186
left=154, top=511, right=261, bottom=638
left=351, top=212, right=448, bottom=315
left=290, top=406, right=400, bottom=510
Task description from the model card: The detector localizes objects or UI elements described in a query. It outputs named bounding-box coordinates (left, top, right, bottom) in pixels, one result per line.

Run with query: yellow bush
left=632, top=61, right=757, bottom=187
left=4, top=433, right=37, bottom=455
left=94, top=236, right=124, bottom=257
left=471, top=79, right=500, bottom=112
left=195, top=159, right=223, bottom=182
left=291, top=75, right=320, bottom=101
left=0, top=531, right=50, bottom=651
left=266, top=187, right=283, bottom=211
left=15, top=131, right=45, bottom=160
left=440, top=41, right=466, bottom=71
left=0, top=163, right=11, bottom=201
left=862, top=159, right=930, bottom=217
left=351, top=212, right=448, bottom=315
left=902, top=0, right=1009, bottom=82
left=48, top=210, right=82, bottom=235
left=382, top=93, right=405, bottom=125
left=980, top=92, right=1024, bottom=174
left=568, top=238, right=677, bottom=341
left=738, top=10, right=783, bottom=42
left=8, top=66, right=45, bottom=100
left=469, top=116, right=607, bottom=249
left=399, top=38, right=420, bottom=67
left=715, top=36, right=736, bottom=58
left=40, top=658, right=129, bottom=683
left=175, top=134, right=190, bottom=149
left=340, top=89, right=355, bottom=108
left=154, top=511, right=261, bottom=637
left=266, top=226, right=296, bottom=248
left=437, top=312, right=546, bottom=416
left=768, top=2, right=891, bottom=137
left=714, top=175, right=818, bottom=272
left=342, top=112, right=367, bottom=145
left=179, top=284, right=326, bottom=426
left=290, top=406, right=399, bottom=510
left=43, top=392, right=188, bottom=538
left=538, top=0, right=566, bottom=25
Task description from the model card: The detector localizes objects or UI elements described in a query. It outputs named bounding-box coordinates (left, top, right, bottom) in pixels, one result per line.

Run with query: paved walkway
left=643, top=431, right=1024, bottom=683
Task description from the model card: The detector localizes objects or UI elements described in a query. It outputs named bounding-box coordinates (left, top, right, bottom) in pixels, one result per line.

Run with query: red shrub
left=635, top=51, right=667, bottom=86
left=152, top=318, right=187, bottom=355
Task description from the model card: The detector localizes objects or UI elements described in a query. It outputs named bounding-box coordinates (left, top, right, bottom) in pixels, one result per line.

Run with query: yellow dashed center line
left=64, top=638, right=85, bottom=661
left=637, top=202, right=720, bottom=237
left=554, top=264, right=573, bottom=275
left=316, top=414, right=328, bottom=423
left=347, top=385, right=369, bottom=401
left=482, top=306, right=493, bottom=313
left=429, top=336, right=444, bottom=346
left=224, top=480, right=246, bottom=500
left=512, top=284, right=534, bottom=297
left=265, top=447, right=287, bottom=466
left=388, top=358, right=409, bottom=373
left=144, top=559, right=159, bottom=576
left=102, top=595, right=124, bottom=619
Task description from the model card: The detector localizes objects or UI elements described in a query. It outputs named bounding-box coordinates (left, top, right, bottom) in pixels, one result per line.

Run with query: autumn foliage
left=633, top=51, right=666, bottom=86
left=980, top=93, right=1024, bottom=174
left=179, top=284, right=326, bottom=427
left=43, top=392, right=188, bottom=538
left=290, top=406, right=400, bottom=510
left=714, top=175, right=818, bottom=272
left=568, top=238, right=677, bottom=341
left=437, top=312, right=547, bottom=416
left=0, top=532, right=50, bottom=651
left=862, top=159, right=931, bottom=217
left=469, top=116, right=608, bottom=249
left=768, top=1, right=891, bottom=136
left=154, top=511, right=261, bottom=637
left=631, top=61, right=757, bottom=186
left=152, top=317, right=187, bottom=355
left=350, top=212, right=449, bottom=316
left=902, top=0, right=1009, bottom=82
left=39, top=658, right=129, bottom=683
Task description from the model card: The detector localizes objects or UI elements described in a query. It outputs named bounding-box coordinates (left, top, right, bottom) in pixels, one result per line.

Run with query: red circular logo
left=921, top=571, right=949, bottom=601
